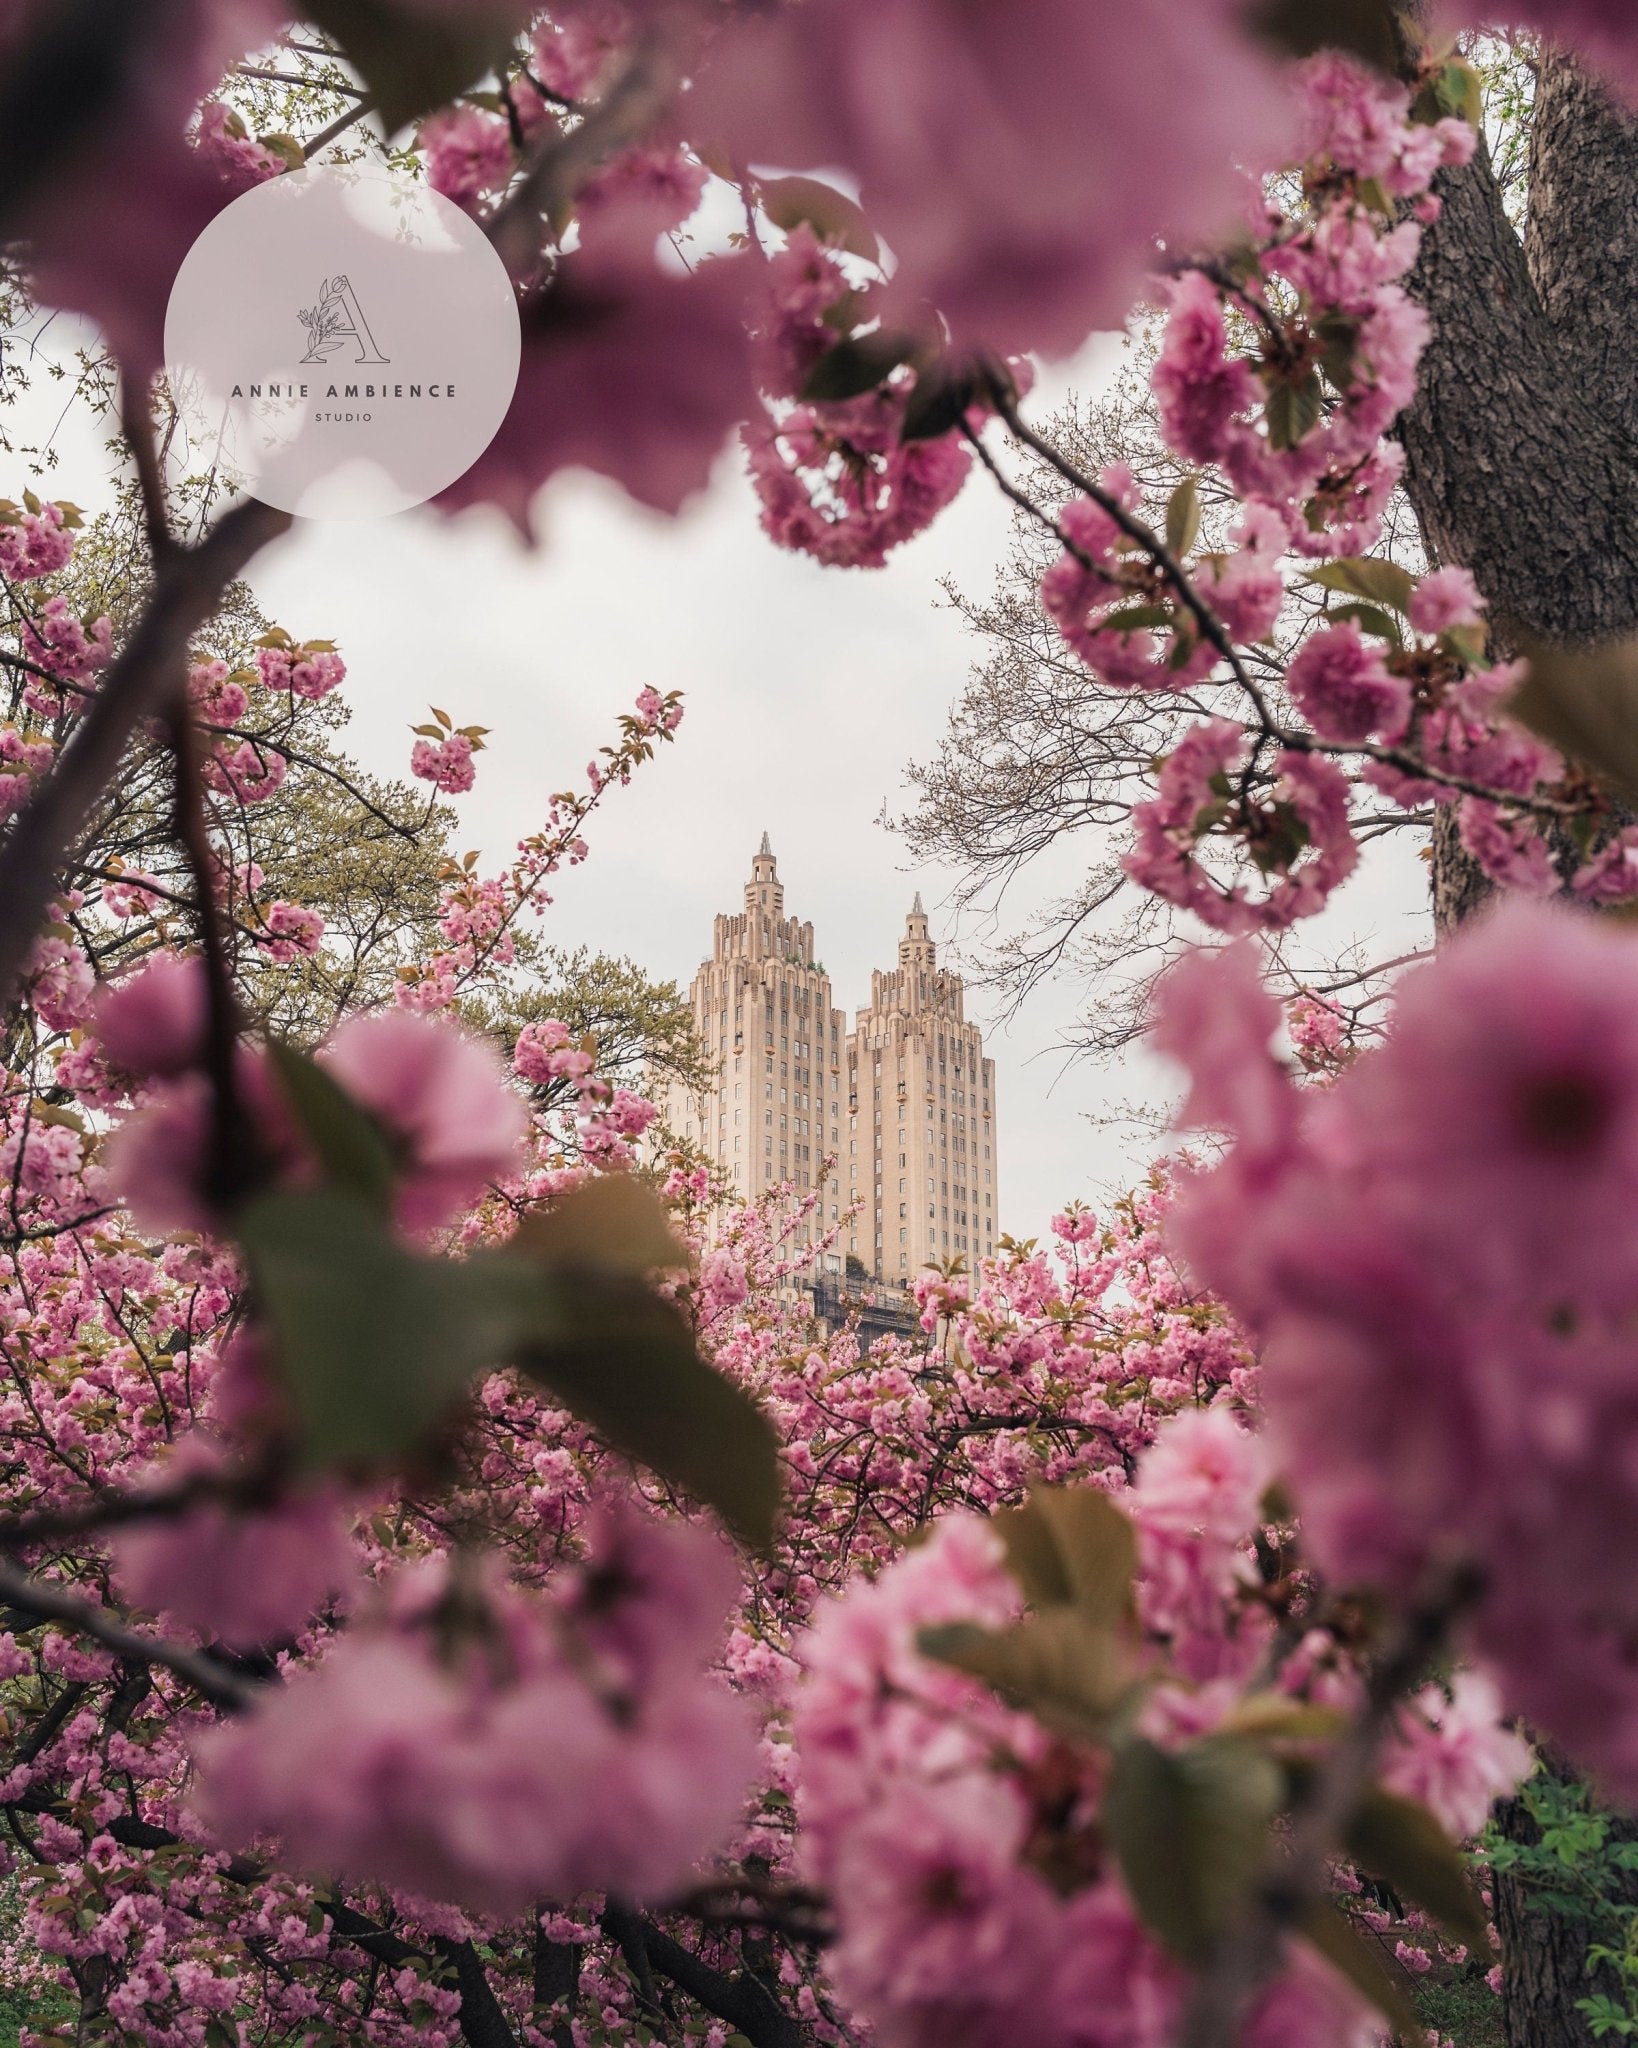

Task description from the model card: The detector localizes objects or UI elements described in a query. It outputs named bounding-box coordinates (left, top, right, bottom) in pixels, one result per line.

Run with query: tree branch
left=0, top=490, right=289, bottom=1010
left=0, top=1559, right=250, bottom=1709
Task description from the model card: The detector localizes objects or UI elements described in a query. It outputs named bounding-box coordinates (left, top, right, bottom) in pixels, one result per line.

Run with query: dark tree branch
left=0, top=1559, right=250, bottom=1708
left=0, top=487, right=289, bottom=1009
left=613, top=1909, right=809, bottom=2048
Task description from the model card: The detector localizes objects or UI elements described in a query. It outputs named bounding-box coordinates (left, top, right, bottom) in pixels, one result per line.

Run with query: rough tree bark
left=1399, top=38, right=1638, bottom=2045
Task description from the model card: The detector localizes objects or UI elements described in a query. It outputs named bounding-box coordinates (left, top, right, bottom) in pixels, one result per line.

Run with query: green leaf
left=303, top=0, right=517, bottom=132
left=1248, top=0, right=1401, bottom=69
left=266, top=1041, right=397, bottom=1215
left=511, top=1173, right=686, bottom=1277
left=1301, top=1897, right=1426, bottom=2043
left=1002, top=1484, right=1137, bottom=1629
left=1219, top=1693, right=1349, bottom=1743
left=1305, top=556, right=1418, bottom=615
left=1097, top=604, right=1173, bottom=636
left=900, top=360, right=979, bottom=443
left=759, top=174, right=879, bottom=262
left=491, top=1252, right=782, bottom=1549
left=1165, top=475, right=1202, bottom=559
left=1314, top=313, right=1362, bottom=392
left=242, top=1179, right=781, bottom=1544
left=258, top=131, right=307, bottom=173
left=1509, top=633, right=1638, bottom=806
left=1264, top=370, right=1324, bottom=453
left=1344, top=1787, right=1493, bottom=1951
left=240, top=1190, right=496, bottom=1468
left=917, top=1610, right=1127, bottom=1740
left=800, top=331, right=916, bottom=404
left=1326, top=600, right=1403, bottom=646
left=1104, top=1737, right=1283, bottom=1963
left=1416, top=56, right=1484, bottom=132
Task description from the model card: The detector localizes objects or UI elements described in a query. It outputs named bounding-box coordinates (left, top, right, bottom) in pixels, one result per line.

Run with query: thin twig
left=485, top=35, right=681, bottom=277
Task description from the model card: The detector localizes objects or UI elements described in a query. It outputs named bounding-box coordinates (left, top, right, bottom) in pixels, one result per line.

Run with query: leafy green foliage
left=1326, top=600, right=1404, bottom=647
left=1344, top=1787, right=1493, bottom=1952
left=800, top=332, right=917, bottom=403
left=918, top=1612, right=1127, bottom=1743
left=241, top=1174, right=783, bottom=1546
left=1103, top=1737, right=1283, bottom=1965
left=266, top=1042, right=397, bottom=1214
left=1165, top=475, right=1202, bottom=559
left=1510, top=633, right=1638, bottom=808
left=1482, top=1771, right=1638, bottom=2037
left=993, top=1484, right=1137, bottom=1628
left=759, top=175, right=879, bottom=262
left=1305, top=555, right=1418, bottom=616
left=1264, top=369, right=1324, bottom=453
left=302, top=0, right=515, bottom=131
left=900, top=359, right=981, bottom=443
left=504, top=1179, right=782, bottom=1548
left=240, top=1188, right=508, bottom=1467
left=920, top=1483, right=1138, bottom=1737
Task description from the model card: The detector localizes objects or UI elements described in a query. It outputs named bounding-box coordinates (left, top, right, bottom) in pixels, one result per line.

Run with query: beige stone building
left=664, top=838, right=999, bottom=1284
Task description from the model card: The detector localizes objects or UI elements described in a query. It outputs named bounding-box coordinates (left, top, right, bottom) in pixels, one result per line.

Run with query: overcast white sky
left=242, top=340, right=1183, bottom=1246
left=23, top=319, right=1429, bottom=1245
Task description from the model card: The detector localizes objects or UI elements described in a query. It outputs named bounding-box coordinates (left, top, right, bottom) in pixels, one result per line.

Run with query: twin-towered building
left=663, top=837, right=1000, bottom=1283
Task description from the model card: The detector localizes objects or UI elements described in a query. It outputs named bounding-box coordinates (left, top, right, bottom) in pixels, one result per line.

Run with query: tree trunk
left=1398, top=41, right=1638, bottom=2042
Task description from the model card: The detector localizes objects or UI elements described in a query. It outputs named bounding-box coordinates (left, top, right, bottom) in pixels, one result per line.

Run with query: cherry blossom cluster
left=194, top=1510, right=758, bottom=1917
left=794, top=1408, right=1529, bottom=2048
left=393, top=684, right=683, bottom=1014
left=1157, top=902, right=1638, bottom=1805
left=1023, top=46, right=1638, bottom=934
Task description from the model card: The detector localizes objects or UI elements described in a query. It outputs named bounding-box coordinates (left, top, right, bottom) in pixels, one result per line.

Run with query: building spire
left=759, top=830, right=773, bottom=858
left=911, top=890, right=925, bottom=917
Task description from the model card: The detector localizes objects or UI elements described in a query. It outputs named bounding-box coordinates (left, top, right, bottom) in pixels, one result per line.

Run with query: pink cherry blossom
left=0, top=504, right=76, bottom=581
left=1152, top=940, right=1296, bottom=1164
left=410, top=732, right=476, bottom=795
left=1285, top=622, right=1410, bottom=744
left=111, top=1460, right=355, bottom=1650
left=194, top=101, right=288, bottom=193
left=1153, top=271, right=1261, bottom=468
left=94, top=955, right=209, bottom=1078
left=419, top=105, right=515, bottom=211
left=1163, top=902, right=1638, bottom=1798
left=691, top=0, right=1291, bottom=360
left=1382, top=1671, right=1534, bottom=1840
left=1409, top=565, right=1485, bottom=638
left=436, top=230, right=757, bottom=531
left=323, top=1010, right=527, bottom=1230
left=1123, top=722, right=1359, bottom=933
left=192, top=1527, right=757, bottom=1917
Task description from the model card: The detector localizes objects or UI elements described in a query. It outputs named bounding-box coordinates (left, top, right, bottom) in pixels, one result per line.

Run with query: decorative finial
left=911, top=891, right=925, bottom=918
left=759, top=830, right=773, bottom=858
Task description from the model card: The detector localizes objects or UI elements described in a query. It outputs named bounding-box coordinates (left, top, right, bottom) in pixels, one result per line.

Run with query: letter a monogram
left=297, top=273, right=390, bottom=365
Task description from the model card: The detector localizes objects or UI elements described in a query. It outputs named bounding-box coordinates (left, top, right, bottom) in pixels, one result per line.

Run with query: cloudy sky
left=27, top=319, right=1428, bottom=1245
left=243, top=342, right=1176, bottom=1245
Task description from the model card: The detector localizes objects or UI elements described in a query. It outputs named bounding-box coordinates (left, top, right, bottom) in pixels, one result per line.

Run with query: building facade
left=663, top=839, right=999, bottom=1284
